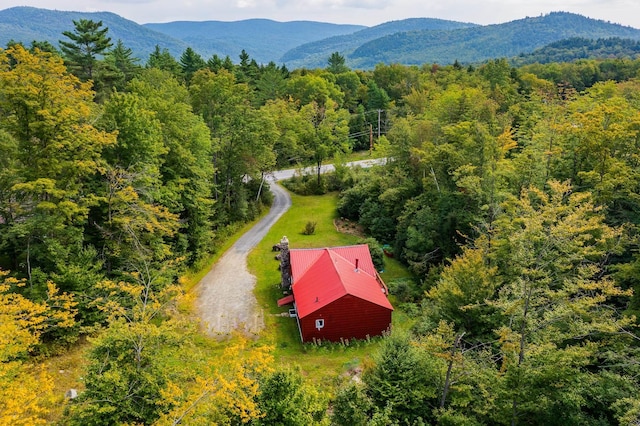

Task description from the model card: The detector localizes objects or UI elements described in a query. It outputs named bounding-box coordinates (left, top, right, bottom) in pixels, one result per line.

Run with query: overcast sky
left=4, top=0, right=640, bottom=28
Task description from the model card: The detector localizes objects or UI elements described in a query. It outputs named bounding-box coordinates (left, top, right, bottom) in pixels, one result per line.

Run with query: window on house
left=315, top=319, right=325, bottom=329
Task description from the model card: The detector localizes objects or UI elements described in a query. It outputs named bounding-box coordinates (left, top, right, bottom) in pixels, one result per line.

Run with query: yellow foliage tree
left=155, top=337, right=274, bottom=425
left=0, top=270, right=77, bottom=425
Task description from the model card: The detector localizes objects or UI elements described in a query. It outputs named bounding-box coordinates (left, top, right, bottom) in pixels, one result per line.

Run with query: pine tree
left=59, top=19, right=112, bottom=81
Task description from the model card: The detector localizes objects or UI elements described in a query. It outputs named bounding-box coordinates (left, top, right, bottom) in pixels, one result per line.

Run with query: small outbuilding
left=278, top=243, right=393, bottom=343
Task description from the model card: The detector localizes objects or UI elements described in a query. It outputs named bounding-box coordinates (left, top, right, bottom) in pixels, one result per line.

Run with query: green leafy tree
left=487, top=181, right=633, bottom=424
left=336, top=71, right=364, bottom=112
left=128, top=69, right=214, bottom=262
left=190, top=68, right=275, bottom=222
left=366, top=79, right=390, bottom=111
left=254, top=61, right=288, bottom=106
left=331, top=382, right=373, bottom=426
left=0, top=45, right=115, bottom=289
left=299, top=100, right=350, bottom=187
left=426, top=181, right=637, bottom=424
left=259, top=98, right=313, bottom=168
left=286, top=72, right=344, bottom=106
left=66, top=271, right=183, bottom=425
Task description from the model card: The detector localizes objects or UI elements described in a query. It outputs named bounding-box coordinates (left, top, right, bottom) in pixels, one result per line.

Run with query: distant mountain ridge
left=0, top=6, right=189, bottom=59
left=280, top=18, right=478, bottom=69
left=0, top=6, right=365, bottom=64
left=1, top=7, right=640, bottom=69
left=347, top=12, right=640, bottom=68
left=143, top=19, right=365, bottom=65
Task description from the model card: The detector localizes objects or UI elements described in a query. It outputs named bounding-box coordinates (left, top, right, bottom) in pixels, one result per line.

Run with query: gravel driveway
left=195, top=177, right=291, bottom=338
left=195, top=159, right=384, bottom=338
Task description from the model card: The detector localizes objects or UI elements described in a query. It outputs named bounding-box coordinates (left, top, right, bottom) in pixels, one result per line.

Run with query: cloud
left=97, top=0, right=155, bottom=4
left=271, top=0, right=391, bottom=10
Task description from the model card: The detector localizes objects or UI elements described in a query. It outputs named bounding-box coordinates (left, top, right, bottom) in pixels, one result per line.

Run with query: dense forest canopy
left=0, top=19, right=639, bottom=425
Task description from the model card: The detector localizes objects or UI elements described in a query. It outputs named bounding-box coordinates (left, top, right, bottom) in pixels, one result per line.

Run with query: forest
left=1, top=18, right=639, bottom=425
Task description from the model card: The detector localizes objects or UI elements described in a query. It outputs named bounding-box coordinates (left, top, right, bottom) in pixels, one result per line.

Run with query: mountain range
left=1, top=7, right=640, bottom=69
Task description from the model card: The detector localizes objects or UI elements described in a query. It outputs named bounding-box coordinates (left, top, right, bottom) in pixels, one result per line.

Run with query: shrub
left=303, top=221, right=317, bottom=235
left=357, top=237, right=385, bottom=271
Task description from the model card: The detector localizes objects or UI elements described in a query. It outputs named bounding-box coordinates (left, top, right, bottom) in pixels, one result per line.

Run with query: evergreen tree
left=103, top=39, right=141, bottom=92
left=179, top=47, right=206, bottom=84
left=146, top=45, right=181, bottom=77
left=59, top=19, right=112, bottom=82
left=327, top=51, right=349, bottom=74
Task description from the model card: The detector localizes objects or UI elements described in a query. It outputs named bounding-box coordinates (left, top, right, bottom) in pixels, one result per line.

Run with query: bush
left=357, top=237, right=385, bottom=271
left=282, top=171, right=328, bottom=195
left=303, top=221, right=317, bottom=235
left=387, top=278, right=418, bottom=303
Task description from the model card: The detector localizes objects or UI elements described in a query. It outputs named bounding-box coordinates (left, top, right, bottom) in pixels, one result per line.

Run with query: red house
left=279, top=244, right=393, bottom=343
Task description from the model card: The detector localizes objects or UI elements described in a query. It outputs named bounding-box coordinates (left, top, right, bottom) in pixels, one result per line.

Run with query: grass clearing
left=42, top=338, right=91, bottom=422
left=247, top=186, right=415, bottom=387
left=341, top=148, right=385, bottom=163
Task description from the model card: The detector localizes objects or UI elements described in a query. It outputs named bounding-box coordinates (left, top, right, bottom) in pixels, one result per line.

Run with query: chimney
left=355, top=258, right=359, bottom=272
left=280, top=236, right=291, bottom=291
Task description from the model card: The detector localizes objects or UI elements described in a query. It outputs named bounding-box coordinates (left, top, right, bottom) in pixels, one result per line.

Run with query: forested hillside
left=512, top=37, right=640, bottom=65
left=144, top=19, right=365, bottom=65
left=0, top=6, right=189, bottom=58
left=1, top=17, right=640, bottom=425
left=349, top=11, right=640, bottom=67
left=4, top=7, right=640, bottom=70
left=280, top=17, right=477, bottom=69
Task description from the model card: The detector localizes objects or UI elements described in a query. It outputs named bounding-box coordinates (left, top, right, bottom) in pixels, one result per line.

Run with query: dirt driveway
left=195, top=178, right=291, bottom=338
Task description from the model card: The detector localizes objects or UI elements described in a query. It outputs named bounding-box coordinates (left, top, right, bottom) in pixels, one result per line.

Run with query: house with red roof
left=277, top=242, right=393, bottom=343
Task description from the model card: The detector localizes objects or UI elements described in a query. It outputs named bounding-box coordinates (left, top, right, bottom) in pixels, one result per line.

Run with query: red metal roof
left=290, top=244, right=378, bottom=278
left=291, top=245, right=393, bottom=319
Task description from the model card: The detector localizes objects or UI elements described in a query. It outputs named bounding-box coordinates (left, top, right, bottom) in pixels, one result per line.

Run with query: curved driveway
left=195, top=180, right=291, bottom=337
left=195, top=159, right=384, bottom=337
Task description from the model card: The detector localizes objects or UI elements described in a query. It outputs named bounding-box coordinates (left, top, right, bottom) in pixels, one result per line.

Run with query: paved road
left=195, top=158, right=384, bottom=338
left=269, top=158, right=386, bottom=182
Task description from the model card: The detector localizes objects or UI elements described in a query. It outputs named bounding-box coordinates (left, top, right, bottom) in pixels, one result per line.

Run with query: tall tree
left=254, top=62, right=288, bottom=106
left=327, top=51, right=349, bottom=74
left=190, top=68, right=276, bottom=222
left=59, top=19, right=112, bottom=82
left=0, top=46, right=115, bottom=288
left=425, top=181, right=637, bottom=424
left=362, top=332, right=444, bottom=424
left=179, top=47, right=206, bottom=84
left=146, top=45, right=181, bottom=77
left=125, top=69, right=213, bottom=261
left=299, top=100, right=350, bottom=187
left=103, top=39, right=141, bottom=92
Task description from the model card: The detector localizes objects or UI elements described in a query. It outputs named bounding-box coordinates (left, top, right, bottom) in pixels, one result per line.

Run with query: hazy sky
left=4, top=0, right=640, bottom=28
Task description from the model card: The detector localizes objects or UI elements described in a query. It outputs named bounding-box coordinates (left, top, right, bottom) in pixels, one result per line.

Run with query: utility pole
left=377, top=109, right=382, bottom=139
left=369, top=123, right=373, bottom=155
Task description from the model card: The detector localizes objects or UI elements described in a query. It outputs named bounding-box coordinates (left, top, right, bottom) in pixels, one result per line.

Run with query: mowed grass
left=247, top=186, right=415, bottom=388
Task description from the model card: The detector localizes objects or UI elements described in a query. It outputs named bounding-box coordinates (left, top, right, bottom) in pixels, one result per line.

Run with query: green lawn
left=247, top=187, right=415, bottom=387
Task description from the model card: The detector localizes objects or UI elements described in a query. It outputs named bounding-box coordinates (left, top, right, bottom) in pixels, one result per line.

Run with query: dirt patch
left=334, top=218, right=366, bottom=238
